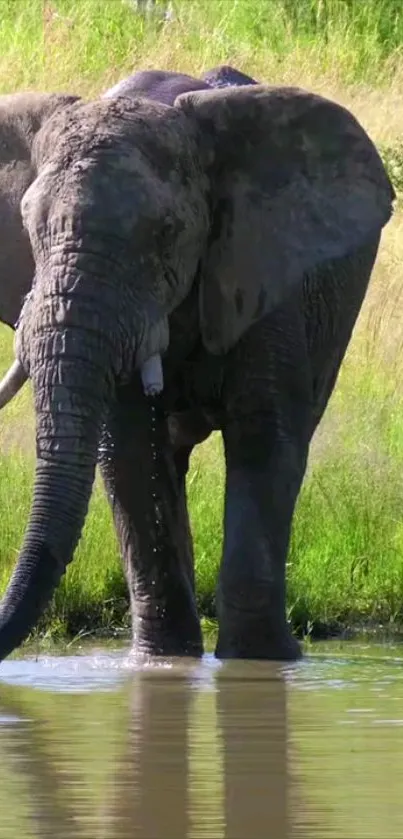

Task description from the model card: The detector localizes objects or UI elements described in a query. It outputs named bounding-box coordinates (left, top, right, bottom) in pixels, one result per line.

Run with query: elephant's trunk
left=0, top=359, right=28, bottom=409
left=0, top=262, right=113, bottom=661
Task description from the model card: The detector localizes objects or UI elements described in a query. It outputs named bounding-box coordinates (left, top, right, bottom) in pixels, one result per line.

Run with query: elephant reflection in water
left=0, top=665, right=298, bottom=838
left=98, top=663, right=290, bottom=838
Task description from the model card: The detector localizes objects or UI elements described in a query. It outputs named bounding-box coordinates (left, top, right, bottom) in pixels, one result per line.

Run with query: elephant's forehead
left=25, top=102, right=206, bottom=244
left=34, top=96, right=188, bottom=165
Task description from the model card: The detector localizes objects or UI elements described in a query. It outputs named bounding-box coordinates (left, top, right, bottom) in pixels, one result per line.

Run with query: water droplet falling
left=148, top=397, right=166, bottom=564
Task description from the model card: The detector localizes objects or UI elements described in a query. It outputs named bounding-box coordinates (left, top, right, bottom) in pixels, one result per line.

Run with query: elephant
left=0, top=82, right=394, bottom=664
left=0, top=66, right=255, bottom=332
left=202, top=64, right=257, bottom=88
left=0, top=65, right=256, bottom=408
left=103, top=65, right=257, bottom=104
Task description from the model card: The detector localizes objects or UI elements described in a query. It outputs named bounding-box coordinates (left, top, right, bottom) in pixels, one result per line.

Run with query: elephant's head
left=0, top=86, right=394, bottom=661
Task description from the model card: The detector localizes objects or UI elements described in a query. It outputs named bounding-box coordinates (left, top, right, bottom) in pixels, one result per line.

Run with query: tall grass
left=1, top=0, right=403, bottom=638
left=1, top=0, right=403, bottom=96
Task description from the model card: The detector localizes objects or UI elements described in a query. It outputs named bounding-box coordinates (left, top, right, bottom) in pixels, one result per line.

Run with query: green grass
left=2, top=0, right=403, bottom=640
left=2, top=0, right=403, bottom=96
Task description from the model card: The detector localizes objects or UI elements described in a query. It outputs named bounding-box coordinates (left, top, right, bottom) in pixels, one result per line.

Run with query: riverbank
left=1, top=0, right=403, bottom=642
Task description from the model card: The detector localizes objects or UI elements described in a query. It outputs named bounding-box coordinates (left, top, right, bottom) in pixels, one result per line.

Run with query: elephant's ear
left=175, top=85, right=394, bottom=354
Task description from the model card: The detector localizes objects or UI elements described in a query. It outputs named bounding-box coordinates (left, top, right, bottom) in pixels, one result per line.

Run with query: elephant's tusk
left=0, top=359, right=28, bottom=409
left=140, top=353, right=164, bottom=396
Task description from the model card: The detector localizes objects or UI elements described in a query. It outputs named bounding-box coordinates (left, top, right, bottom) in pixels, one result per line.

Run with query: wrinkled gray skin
left=0, top=81, right=394, bottom=664
left=0, top=66, right=255, bottom=335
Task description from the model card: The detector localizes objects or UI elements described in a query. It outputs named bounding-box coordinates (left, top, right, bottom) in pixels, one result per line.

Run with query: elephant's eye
left=71, top=159, right=91, bottom=175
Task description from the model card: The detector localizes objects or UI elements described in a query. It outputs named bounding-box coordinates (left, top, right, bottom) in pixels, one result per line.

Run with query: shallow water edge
left=19, top=618, right=403, bottom=664
left=2, top=640, right=403, bottom=838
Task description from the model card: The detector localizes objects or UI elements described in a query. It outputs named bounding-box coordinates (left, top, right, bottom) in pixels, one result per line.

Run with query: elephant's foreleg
left=216, top=417, right=307, bottom=660
left=99, top=381, right=203, bottom=657
left=216, top=308, right=311, bottom=660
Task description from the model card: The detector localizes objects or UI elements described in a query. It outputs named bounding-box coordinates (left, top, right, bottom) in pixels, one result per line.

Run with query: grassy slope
left=1, top=0, right=403, bottom=638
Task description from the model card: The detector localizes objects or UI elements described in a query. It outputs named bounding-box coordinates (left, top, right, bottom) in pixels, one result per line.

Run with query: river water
left=0, top=640, right=402, bottom=838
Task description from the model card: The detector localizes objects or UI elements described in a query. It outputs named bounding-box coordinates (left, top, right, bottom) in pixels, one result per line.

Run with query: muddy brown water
left=0, top=641, right=403, bottom=838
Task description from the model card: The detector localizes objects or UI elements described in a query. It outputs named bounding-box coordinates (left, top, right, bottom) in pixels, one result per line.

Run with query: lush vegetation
left=2, top=0, right=403, bottom=94
left=2, top=0, right=403, bottom=641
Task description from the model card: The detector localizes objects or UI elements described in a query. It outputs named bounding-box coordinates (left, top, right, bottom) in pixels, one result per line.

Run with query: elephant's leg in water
left=98, top=380, right=203, bottom=657
left=215, top=305, right=311, bottom=660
